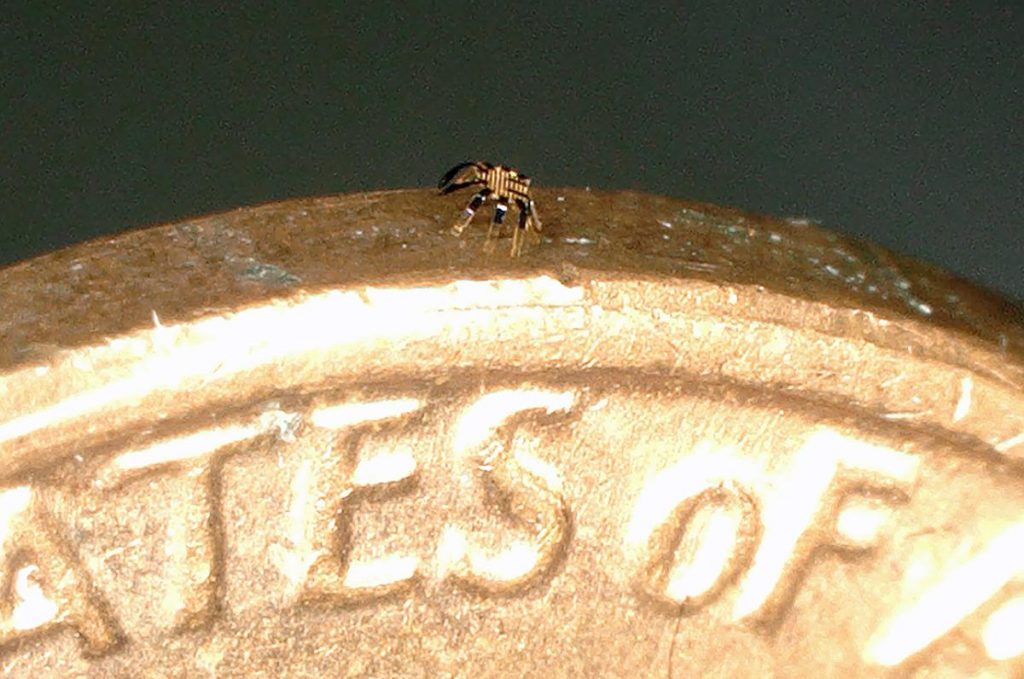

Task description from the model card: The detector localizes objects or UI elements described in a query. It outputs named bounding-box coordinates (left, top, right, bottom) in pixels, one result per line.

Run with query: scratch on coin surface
left=952, top=376, right=973, bottom=423
left=879, top=372, right=906, bottom=389
left=676, top=260, right=722, bottom=274
left=994, top=431, right=1024, bottom=454
left=881, top=411, right=926, bottom=421
left=579, top=320, right=613, bottom=368
left=99, top=538, right=143, bottom=564
left=666, top=615, right=683, bottom=679
left=647, top=311, right=687, bottom=372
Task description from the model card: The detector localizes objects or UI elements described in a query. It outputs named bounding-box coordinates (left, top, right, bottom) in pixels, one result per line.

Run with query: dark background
left=3, top=3, right=1021, bottom=299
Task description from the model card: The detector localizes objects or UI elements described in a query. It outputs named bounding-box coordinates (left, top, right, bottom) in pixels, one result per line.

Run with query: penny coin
left=0, top=188, right=1022, bottom=677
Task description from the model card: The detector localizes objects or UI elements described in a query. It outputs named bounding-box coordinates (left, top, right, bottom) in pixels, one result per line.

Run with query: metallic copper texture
left=0, top=188, right=1022, bottom=677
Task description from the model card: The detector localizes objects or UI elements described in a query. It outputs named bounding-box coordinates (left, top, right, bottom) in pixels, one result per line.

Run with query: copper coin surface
left=0, top=188, right=1022, bottom=677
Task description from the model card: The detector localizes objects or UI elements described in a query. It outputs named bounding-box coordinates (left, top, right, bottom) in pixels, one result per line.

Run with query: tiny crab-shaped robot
left=438, top=161, right=542, bottom=257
